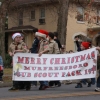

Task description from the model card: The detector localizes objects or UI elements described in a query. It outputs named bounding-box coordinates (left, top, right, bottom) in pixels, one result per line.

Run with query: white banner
left=13, top=48, right=97, bottom=81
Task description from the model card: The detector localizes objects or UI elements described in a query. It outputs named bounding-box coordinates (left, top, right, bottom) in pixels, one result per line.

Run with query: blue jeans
left=31, top=81, right=37, bottom=86
left=81, top=78, right=95, bottom=85
left=0, top=70, right=3, bottom=81
left=91, top=78, right=95, bottom=85
left=39, top=81, right=48, bottom=86
left=81, top=79, right=87, bottom=85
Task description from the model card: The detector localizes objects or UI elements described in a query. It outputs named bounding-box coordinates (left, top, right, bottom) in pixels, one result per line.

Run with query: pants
left=39, top=81, right=48, bottom=86
left=31, top=81, right=37, bottom=86
left=49, top=81, right=60, bottom=86
left=91, top=78, right=95, bottom=85
left=77, top=47, right=81, bottom=52
left=13, top=81, right=31, bottom=89
left=78, top=78, right=91, bottom=84
left=13, top=81, right=19, bottom=89
left=0, top=70, right=3, bottom=81
left=97, top=71, right=100, bottom=87
left=25, top=81, right=31, bottom=89
left=18, top=81, right=25, bottom=89
left=19, top=81, right=31, bottom=89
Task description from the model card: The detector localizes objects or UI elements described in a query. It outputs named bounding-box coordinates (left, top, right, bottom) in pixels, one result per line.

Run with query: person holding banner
left=30, top=29, right=39, bottom=87
left=8, top=33, right=31, bottom=91
left=47, top=32, right=61, bottom=87
left=35, top=30, right=49, bottom=90
left=95, top=47, right=100, bottom=92
left=75, top=42, right=92, bottom=88
left=64, top=50, right=73, bottom=85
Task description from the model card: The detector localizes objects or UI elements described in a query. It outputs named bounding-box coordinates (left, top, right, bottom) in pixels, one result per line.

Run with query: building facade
left=6, top=0, right=100, bottom=52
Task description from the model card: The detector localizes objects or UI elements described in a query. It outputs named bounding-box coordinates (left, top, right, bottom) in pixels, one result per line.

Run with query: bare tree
left=57, top=0, right=70, bottom=45
left=0, top=0, right=14, bottom=59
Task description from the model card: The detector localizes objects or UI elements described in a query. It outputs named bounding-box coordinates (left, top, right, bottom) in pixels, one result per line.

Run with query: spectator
left=74, top=36, right=81, bottom=52
left=69, top=50, right=74, bottom=53
left=0, top=56, right=3, bottom=83
left=61, top=45, right=66, bottom=54
left=54, top=32, right=62, bottom=50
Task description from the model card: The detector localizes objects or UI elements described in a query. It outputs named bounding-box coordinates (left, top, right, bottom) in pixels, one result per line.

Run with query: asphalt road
left=0, top=84, right=100, bottom=100
left=41, top=95, right=100, bottom=100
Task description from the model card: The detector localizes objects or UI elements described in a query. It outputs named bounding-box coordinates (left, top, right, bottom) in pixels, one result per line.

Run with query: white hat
left=12, top=33, right=21, bottom=40
left=35, top=30, right=48, bottom=39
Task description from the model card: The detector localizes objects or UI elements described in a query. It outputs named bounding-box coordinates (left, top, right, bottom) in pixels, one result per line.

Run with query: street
left=41, top=95, right=100, bottom=100
left=0, top=84, right=100, bottom=100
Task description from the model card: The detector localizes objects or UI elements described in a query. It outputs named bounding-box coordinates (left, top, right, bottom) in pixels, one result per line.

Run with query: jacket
left=48, top=40, right=60, bottom=54
left=0, top=56, right=3, bottom=71
left=31, top=37, right=39, bottom=53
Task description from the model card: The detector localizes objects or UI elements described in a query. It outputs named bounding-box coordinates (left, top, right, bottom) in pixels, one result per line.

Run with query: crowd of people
left=0, top=29, right=100, bottom=92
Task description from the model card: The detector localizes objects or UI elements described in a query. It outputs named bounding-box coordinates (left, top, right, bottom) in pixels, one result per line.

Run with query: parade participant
left=31, top=29, right=39, bottom=87
left=95, top=47, right=100, bottom=92
left=19, top=33, right=30, bottom=89
left=64, top=50, right=74, bottom=84
left=88, top=40, right=96, bottom=86
left=48, top=32, right=60, bottom=54
left=81, top=40, right=96, bottom=87
left=9, top=33, right=31, bottom=91
left=53, top=32, right=62, bottom=86
left=0, top=56, right=3, bottom=83
left=59, top=45, right=69, bottom=85
left=35, top=29, right=49, bottom=90
left=31, top=29, right=39, bottom=54
left=20, top=33, right=29, bottom=50
left=75, top=42, right=92, bottom=88
left=47, top=32, right=60, bottom=87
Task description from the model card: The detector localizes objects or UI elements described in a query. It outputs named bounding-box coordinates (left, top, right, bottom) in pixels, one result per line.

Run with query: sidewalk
left=0, top=75, right=12, bottom=88
left=0, top=82, right=12, bottom=88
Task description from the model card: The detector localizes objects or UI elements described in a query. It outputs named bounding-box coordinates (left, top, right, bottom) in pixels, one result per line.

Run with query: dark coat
left=54, top=39, right=62, bottom=50
left=31, top=37, right=39, bottom=53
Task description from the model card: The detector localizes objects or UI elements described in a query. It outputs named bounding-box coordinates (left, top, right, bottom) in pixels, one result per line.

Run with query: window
left=19, top=12, right=23, bottom=26
left=39, top=8, right=45, bottom=24
left=31, top=10, right=35, bottom=20
left=40, top=8, right=45, bottom=19
left=77, top=7, right=84, bottom=22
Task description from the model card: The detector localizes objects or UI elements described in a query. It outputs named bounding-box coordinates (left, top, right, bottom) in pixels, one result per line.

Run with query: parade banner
left=13, top=48, right=97, bottom=81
